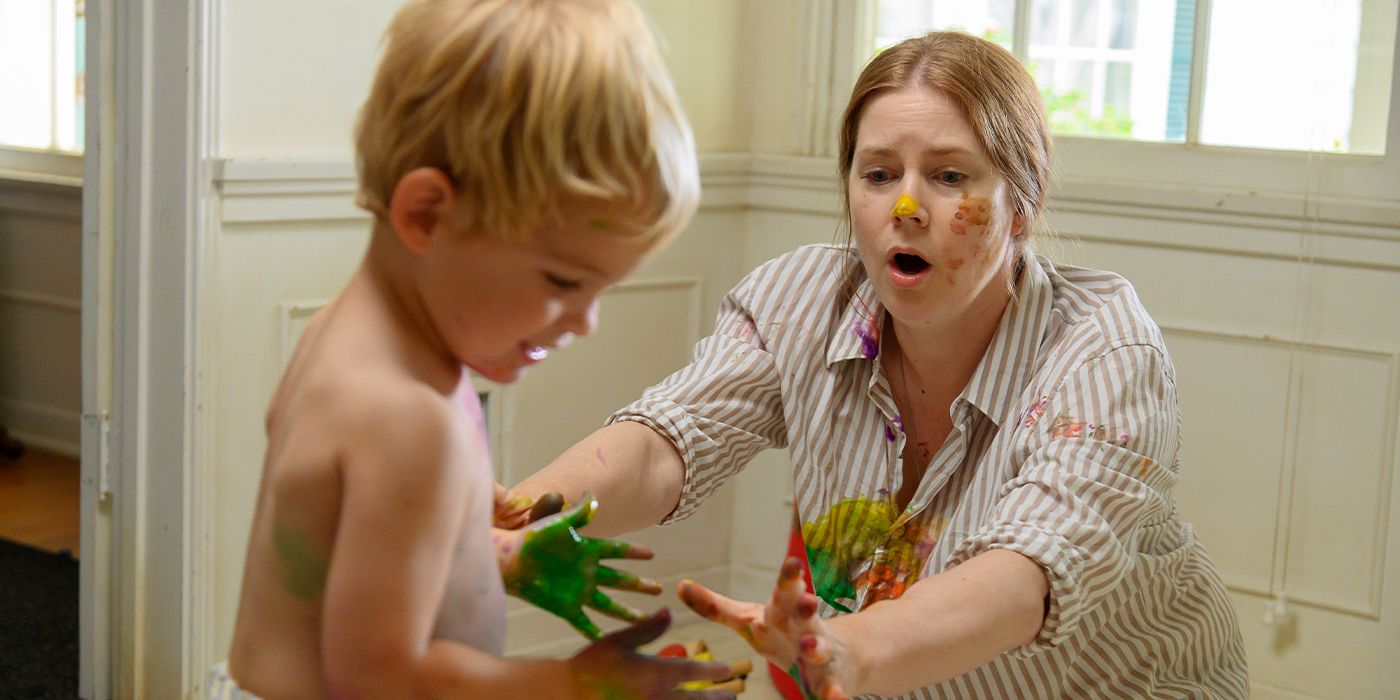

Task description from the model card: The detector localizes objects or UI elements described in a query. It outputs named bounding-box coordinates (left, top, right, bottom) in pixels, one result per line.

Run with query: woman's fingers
left=677, top=579, right=751, bottom=627
left=591, top=537, right=655, bottom=561
left=588, top=590, right=646, bottom=622
left=564, top=493, right=600, bottom=529
left=596, top=565, right=663, bottom=595
left=602, top=607, right=672, bottom=648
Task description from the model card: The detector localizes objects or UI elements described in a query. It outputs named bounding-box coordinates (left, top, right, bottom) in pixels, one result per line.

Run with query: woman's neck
left=886, top=272, right=1014, bottom=402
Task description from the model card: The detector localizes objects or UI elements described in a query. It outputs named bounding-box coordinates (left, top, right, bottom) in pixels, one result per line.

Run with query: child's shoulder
left=273, top=361, right=463, bottom=476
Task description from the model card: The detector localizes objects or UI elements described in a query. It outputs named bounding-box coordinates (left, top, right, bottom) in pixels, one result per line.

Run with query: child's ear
left=387, top=167, right=458, bottom=254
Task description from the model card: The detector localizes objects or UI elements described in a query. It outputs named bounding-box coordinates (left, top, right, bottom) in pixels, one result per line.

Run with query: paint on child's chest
left=273, top=525, right=330, bottom=600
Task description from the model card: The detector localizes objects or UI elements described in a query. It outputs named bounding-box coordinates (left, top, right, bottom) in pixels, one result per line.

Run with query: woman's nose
left=890, top=192, right=926, bottom=226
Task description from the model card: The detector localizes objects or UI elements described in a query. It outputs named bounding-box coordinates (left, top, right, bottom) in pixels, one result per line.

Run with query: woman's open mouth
left=888, top=251, right=931, bottom=287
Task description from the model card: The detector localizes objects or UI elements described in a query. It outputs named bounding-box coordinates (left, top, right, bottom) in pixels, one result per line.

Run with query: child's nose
left=563, top=298, right=600, bottom=337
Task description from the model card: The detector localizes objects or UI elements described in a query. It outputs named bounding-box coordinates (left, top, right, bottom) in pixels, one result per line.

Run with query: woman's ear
left=387, top=167, right=458, bottom=254
left=1011, top=211, right=1026, bottom=237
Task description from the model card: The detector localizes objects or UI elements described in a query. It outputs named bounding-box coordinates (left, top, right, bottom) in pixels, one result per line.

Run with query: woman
left=518, top=31, right=1248, bottom=698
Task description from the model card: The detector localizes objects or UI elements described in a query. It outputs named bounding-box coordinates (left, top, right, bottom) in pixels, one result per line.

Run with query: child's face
left=419, top=203, right=660, bottom=385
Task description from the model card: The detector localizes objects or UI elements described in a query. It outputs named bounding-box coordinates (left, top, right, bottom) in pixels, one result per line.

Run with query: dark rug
left=0, top=539, right=77, bottom=699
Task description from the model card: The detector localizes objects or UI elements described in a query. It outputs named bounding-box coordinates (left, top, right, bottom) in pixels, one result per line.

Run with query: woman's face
left=848, top=85, right=1021, bottom=332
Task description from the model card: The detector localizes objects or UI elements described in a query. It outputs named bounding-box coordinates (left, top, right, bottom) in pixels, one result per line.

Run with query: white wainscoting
left=0, top=177, right=83, bottom=456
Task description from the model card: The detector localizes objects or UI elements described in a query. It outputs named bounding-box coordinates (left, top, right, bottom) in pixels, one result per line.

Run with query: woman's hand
left=679, top=557, right=855, bottom=700
left=493, top=482, right=535, bottom=529
left=570, top=608, right=738, bottom=699
left=497, top=494, right=662, bottom=639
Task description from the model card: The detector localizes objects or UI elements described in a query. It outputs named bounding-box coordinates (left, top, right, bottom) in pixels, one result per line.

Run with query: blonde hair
left=837, top=31, right=1053, bottom=263
left=355, top=0, right=698, bottom=243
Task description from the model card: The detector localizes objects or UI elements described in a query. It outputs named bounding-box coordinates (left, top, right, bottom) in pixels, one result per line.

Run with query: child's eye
left=545, top=273, right=581, bottom=291
left=936, top=171, right=966, bottom=185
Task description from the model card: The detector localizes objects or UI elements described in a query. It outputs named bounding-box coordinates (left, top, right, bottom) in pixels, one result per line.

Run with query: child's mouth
left=522, top=343, right=548, bottom=362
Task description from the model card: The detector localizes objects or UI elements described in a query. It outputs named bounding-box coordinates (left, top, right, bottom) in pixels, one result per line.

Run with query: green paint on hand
left=786, top=663, right=822, bottom=700
left=273, top=525, right=329, bottom=600
left=500, top=497, right=651, bottom=639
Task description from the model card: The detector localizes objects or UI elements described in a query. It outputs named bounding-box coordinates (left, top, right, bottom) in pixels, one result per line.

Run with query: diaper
left=205, top=661, right=262, bottom=700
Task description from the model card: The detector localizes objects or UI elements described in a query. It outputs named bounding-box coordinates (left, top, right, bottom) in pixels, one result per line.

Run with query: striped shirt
left=611, top=244, right=1248, bottom=698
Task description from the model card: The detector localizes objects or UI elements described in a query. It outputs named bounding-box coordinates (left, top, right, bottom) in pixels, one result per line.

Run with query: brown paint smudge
left=953, top=192, right=991, bottom=236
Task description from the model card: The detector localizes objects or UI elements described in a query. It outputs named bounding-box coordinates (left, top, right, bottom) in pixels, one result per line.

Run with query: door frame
left=81, top=0, right=216, bottom=696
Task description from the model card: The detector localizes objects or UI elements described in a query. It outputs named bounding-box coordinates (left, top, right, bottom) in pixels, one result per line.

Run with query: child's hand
left=499, top=493, right=663, bottom=639
left=570, top=608, right=738, bottom=699
left=679, top=557, right=854, bottom=700
left=493, top=484, right=568, bottom=529
left=493, top=482, right=535, bottom=529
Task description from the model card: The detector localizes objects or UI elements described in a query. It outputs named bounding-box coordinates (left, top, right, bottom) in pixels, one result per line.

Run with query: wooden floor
left=0, top=446, right=81, bottom=557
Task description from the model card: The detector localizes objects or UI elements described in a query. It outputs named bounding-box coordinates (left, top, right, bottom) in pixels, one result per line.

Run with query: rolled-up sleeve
left=608, top=273, right=788, bottom=524
left=946, top=341, right=1180, bottom=656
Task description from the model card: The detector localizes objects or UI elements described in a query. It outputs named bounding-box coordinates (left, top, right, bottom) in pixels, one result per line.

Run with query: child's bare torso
left=226, top=281, right=506, bottom=699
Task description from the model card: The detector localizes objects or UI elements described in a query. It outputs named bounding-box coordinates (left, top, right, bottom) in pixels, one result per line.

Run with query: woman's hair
left=354, top=0, right=698, bottom=243
left=836, top=31, right=1053, bottom=263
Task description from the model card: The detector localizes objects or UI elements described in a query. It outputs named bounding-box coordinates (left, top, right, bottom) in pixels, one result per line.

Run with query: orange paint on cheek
left=952, top=192, right=992, bottom=236
left=945, top=257, right=966, bottom=285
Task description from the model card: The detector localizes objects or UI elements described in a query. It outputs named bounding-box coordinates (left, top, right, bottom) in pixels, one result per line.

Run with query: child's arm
left=317, top=390, right=731, bottom=698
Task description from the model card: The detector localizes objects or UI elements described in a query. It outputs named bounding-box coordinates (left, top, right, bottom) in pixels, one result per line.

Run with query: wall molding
left=0, top=289, right=82, bottom=313
left=0, top=176, right=82, bottom=220
left=213, top=153, right=1400, bottom=270
left=214, top=153, right=757, bottom=225
left=1160, top=323, right=1397, bottom=621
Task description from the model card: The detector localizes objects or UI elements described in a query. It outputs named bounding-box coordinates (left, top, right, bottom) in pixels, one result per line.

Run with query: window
left=0, top=0, right=85, bottom=153
left=873, top=0, right=1398, bottom=155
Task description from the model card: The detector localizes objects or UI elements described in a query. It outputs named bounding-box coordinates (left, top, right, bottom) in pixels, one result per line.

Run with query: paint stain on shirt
left=801, top=495, right=945, bottom=612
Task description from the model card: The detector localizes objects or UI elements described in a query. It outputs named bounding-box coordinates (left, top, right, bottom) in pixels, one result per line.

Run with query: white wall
left=0, top=178, right=81, bottom=456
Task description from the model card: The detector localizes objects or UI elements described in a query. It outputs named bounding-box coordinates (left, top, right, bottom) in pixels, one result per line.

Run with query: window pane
left=875, top=0, right=1016, bottom=51
left=1109, top=0, right=1137, bottom=49
left=1029, top=0, right=1189, bottom=141
left=0, top=0, right=55, bottom=149
left=1201, top=0, right=1396, bottom=154
left=1070, top=0, right=1099, bottom=47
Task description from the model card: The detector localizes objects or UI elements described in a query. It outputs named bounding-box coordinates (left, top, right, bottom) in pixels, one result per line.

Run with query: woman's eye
left=937, top=171, right=966, bottom=185
left=862, top=170, right=894, bottom=184
left=545, top=273, right=581, bottom=291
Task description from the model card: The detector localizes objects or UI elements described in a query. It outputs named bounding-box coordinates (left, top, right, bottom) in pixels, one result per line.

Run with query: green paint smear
left=274, top=525, right=330, bottom=600
left=501, top=513, right=639, bottom=639
left=801, top=496, right=938, bottom=611
left=577, top=678, right=639, bottom=700
left=786, top=664, right=822, bottom=700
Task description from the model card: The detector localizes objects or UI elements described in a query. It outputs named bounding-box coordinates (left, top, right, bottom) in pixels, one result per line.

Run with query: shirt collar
left=826, top=275, right=885, bottom=367
left=962, top=256, right=1055, bottom=427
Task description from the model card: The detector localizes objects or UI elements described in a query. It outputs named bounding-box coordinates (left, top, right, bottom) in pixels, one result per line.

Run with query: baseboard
left=0, top=398, right=80, bottom=458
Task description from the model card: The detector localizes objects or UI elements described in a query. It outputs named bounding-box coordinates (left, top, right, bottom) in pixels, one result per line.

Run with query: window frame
left=833, top=0, right=1400, bottom=214
left=0, top=0, right=85, bottom=184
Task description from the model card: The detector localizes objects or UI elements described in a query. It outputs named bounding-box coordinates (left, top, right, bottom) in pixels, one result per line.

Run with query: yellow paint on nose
left=892, top=194, right=918, bottom=217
